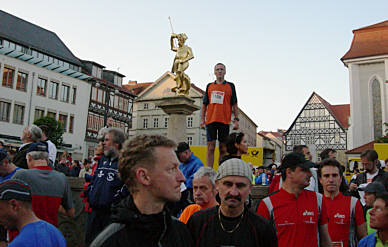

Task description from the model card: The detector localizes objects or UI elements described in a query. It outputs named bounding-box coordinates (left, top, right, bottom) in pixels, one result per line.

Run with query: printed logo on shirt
left=277, top=220, right=295, bottom=226
left=303, top=210, right=314, bottom=216
left=107, top=172, right=115, bottom=182
left=334, top=213, right=345, bottom=219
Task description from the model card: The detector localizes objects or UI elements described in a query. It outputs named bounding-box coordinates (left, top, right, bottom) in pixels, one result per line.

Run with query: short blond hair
left=119, top=135, right=176, bottom=193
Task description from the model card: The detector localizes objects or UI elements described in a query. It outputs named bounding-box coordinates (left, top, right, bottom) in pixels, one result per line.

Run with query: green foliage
left=376, top=123, right=388, bottom=143
left=33, top=116, right=64, bottom=146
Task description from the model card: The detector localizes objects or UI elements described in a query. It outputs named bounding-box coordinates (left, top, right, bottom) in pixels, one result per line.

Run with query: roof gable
left=0, top=10, right=81, bottom=66
left=285, top=92, right=350, bottom=135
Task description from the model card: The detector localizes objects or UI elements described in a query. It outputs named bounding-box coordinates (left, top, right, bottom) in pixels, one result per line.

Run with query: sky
left=3, top=1, right=388, bottom=131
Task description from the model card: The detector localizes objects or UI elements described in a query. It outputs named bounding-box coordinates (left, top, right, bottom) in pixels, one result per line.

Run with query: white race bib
left=210, top=91, right=225, bottom=104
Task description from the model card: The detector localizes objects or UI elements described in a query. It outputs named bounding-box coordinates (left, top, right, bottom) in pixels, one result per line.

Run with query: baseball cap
left=176, top=142, right=190, bottom=154
left=26, top=142, right=48, bottom=154
left=362, top=181, right=386, bottom=193
left=280, top=152, right=314, bottom=171
left=216, top=158, right=252, bottom=183
left=0, top=151, right=8, bottom=163
left=0, top=179, right=32, bottom=201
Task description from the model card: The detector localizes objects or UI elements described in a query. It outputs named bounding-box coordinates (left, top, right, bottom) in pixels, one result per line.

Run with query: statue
left=170, top=33, right=194, bottom=96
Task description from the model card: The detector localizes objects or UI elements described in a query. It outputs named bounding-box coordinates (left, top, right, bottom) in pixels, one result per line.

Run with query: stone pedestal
left=58, top=177, right=86, bottom=247
left=157, top=96, right=200, bottom=143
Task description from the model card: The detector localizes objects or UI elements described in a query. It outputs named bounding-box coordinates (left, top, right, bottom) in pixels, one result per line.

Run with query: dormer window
left=114, top=76, right=122, bottom=86
left=92, top=65, right=103, bottom=79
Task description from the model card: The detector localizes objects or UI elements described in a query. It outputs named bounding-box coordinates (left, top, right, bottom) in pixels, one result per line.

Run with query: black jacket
left=12, top=143, right=32, bottom=169
left=187, top=206, right=278, bottom=247
left=90, top=195, right=193, bottom=247
left=351, top=169, right=388, bottom=198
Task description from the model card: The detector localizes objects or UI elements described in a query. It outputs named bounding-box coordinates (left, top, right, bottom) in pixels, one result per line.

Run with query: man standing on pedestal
left=200, top=63, right=239, bottom=168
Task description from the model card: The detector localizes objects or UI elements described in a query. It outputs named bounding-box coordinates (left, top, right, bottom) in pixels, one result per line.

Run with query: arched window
left=371, top=79, right=382, bottom=139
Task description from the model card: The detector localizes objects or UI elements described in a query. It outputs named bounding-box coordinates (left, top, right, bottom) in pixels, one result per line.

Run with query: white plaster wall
left=348, top=61, right=386, bottom=149
left=0, top=54, right=91, bottom=157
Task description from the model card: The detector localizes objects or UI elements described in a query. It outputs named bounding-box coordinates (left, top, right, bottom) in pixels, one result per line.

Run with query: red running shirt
left=257, top=188, right=329, bottom=247
left=323, top=193, right=365, bottom=247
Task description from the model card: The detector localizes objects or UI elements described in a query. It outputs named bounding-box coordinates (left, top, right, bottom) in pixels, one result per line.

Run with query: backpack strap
left=315, top=192, right=323, bottom=247
left=348, top=197, right=358, bottom=247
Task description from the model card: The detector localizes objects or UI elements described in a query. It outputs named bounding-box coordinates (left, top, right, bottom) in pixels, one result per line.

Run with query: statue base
left=157, top=95, right=200, bottom=143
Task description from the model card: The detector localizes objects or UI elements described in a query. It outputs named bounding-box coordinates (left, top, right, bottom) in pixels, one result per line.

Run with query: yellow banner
left=190, top=146, right=263, bottom=171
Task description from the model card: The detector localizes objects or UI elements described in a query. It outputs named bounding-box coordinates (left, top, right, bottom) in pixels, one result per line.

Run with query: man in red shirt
left=319, top=158, right=366, bottom=247
left=257, top=152, right=332, bottom=247
left=200, top=63, right=238, bottom=168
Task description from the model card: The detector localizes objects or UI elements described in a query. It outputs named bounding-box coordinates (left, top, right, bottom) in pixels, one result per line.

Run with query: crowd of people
left=0, top=63, right=387, bottom=246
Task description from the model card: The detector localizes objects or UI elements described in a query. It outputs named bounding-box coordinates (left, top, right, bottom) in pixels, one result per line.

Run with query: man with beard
left=257, top=152, right=332, bottom=247
left=349, top=150, right=388, bottom=204
left=85, top=128, right=125, bottom=246
left=0, top=179, right=66, bottom=247
left=90, top=135, right=192, bottom=247
left=187, top=158, right=277, bottom=246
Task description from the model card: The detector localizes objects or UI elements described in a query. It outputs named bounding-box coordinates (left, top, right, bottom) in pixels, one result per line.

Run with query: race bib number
left=210, top=91, right=225, bottom=104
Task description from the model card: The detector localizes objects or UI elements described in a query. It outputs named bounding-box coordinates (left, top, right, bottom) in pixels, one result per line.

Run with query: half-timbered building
left=82, top=60, right=136, bottom=157
left=284, top=92, right=350, bottom=163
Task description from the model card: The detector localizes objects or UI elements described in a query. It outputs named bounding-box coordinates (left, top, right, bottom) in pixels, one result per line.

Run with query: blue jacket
left=255, top=173, right=269, bottom=185
left=358, top=233, right=377, bottom=247
left=179, top=154, right=203, bottom=189
left=87, top=156, right=123, bottom=209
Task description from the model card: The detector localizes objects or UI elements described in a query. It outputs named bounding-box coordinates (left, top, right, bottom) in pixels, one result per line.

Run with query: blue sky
left=3, top=1, right=388, bottom=130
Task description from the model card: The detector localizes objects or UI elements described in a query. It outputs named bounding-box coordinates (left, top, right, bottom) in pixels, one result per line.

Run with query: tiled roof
left=342, top=20, right=388, bottom=61
left=314, top=93, right=350, bottom=129
left=328, top=104, right=350, bottom=129
left=345, top=141, right=375, bottom=154
left=123, top=82, right=153, bottom=96
left=0, top=10, right=81, bottom=66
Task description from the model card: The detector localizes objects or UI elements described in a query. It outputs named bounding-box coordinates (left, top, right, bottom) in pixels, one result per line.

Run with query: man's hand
left=232, top=120, right=239, bottom=130
left=200, top=119, right=205, bottom=129
left=349, top=183, right=358, bottom=191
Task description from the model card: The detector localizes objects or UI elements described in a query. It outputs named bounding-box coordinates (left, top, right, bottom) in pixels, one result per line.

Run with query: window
left=0, top=101, right=11, bottom=122
left=47, top=111, right=56, bottom=119
left=143, top=118, right=148, bottom=129
left=36, top=78, right=47, bottom=96
left=187, top=136, right=193, bottom=145
left=143, top=103, right=148, bottom=110
left=13, top=104, right=24, bottom=124
left=59, top=114, right=68, bottom=132
left=71, top=87, right=77, bottom=104
left=16, top=72, right=28, bottom=91
left=2, top=67, right=14, bottom=88
left=153, top=118, right=159, bottom=128
left=69, top=115, right=74, bottom=133
left=164, top=117, right=168, bottom=128
left=187, top=116, right=193, bottom=128
left=34, top=108, right=44, bottom=121
left=48, top=81, right=59, bottom=99
left=60, top=84, right=70, bottom=102
left=91, top=87, right=97, bottom=101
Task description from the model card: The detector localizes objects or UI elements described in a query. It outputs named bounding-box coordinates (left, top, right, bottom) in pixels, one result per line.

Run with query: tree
left=34, top=116, right=64, bottom=146
left=376, top=123, right=388, bottom=143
